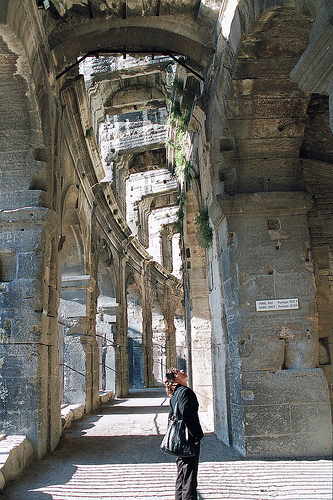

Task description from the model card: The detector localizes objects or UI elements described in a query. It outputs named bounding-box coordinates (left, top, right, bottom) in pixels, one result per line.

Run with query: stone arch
left=222, top=6, right=313, bottom=195
left=51, top=23, right=213, bottom=79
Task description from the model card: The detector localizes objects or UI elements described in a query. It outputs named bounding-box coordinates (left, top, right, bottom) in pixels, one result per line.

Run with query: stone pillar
left=115, top=256, right=129, bottom=397
left=105, top=323, right=117, bottom=393
left=183, top=190, right=213, bottom=412
left=141, top=265, right=154, bottom=387
left=137, top=198, right=152, bottom=248
left=213, top=191, right=332, bottom=457
left=160, top=225, right=174, bottom=272
left=0, top=208, right=61, bottom=458
left=162, top=281, right=178, bottom=370
left=97, top=305, right=117, bottom=394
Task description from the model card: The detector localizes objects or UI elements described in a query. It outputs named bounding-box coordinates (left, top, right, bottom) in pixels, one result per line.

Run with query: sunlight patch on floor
left=32, top=460, right=332, bottom=500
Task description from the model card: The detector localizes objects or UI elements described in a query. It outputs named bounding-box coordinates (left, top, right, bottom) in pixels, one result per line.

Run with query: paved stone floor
left=2, top=387, right=332, bottom=500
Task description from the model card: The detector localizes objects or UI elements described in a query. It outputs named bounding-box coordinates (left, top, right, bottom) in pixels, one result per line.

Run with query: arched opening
left=0, top=0, right=332, bottom=468
left=58, top=204, right=89, bottom=406
left=127, top=280, right=145, bottom=388
left=96, top=256, right=118, bottom=395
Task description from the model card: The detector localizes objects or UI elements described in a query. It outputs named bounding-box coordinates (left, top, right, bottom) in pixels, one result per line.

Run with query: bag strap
left=173, top=402, right=178, bottom=418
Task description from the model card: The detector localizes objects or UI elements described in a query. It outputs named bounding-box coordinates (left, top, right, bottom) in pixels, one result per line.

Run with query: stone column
left=0, top=207, right=61, bottom=458
left=137, top=198, right=152, bottom=248
left=212, top=191, right=332, bottom=457
left=141, top=264, right=154, bottom=387
left=183, top=190, right=213, bottom=412
left=162, top=281, right=178, bottom=370
left=115, top=256, right=129, bottom=397
left=160, top=225, right=174, bottom=272
left=98, top=305, right=117, bottom=394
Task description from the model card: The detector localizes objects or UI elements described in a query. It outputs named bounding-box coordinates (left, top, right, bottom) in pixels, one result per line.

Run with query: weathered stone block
left=239, top=369, right=332, bottom=457
left=244, top=404, right=292, bottom=437
left=17, top=252, right=40, bottom=279
left=0, top=279, right=43, bottom=313
left=291, top=402, right=332, bottom=435
left=241, top=369, right=329, bottom=405
left=245, top=429, right=332, bottom=458
left=239, top=335, right=285, bottom=371
left=273, top=272, right=316, bottom=304
left=0, top=309, right=43, bottom=343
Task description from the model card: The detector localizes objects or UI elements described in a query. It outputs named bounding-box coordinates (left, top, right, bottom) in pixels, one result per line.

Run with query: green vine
left=167, top=78, right=184, bottom=101
left=174, top=191, right=186, bottom=232
left=184, top=162, right=192, bottom=183
left=86, top=126, right=94, bottom=139
left=170, top=100, right=182, bottom=120
left=195, top=207, right=213, bottom=249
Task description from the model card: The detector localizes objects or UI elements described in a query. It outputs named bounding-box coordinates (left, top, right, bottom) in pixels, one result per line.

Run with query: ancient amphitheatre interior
left=0, top=0, right=332, bottom=478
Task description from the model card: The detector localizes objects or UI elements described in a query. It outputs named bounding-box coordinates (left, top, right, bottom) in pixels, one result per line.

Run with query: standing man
left=164, top=367, right=204, bottom=500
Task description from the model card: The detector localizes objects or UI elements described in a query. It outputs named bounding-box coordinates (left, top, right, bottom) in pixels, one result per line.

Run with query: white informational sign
left=256, top=298, right=299, bottom=312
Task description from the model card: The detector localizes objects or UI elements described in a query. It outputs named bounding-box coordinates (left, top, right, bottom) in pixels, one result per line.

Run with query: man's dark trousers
left=175, top=444, right=200, bottom=500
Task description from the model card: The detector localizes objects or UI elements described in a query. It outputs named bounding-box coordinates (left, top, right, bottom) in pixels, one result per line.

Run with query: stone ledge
left=0, top=435, right=33, bottom=491
left=61, top=404, right=85, bottom=430
left=99, top=390, right=114, bottom=405
left=61, top=392, right=114, bottom=430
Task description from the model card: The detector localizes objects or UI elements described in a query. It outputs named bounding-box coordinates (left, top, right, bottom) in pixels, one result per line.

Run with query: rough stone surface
left=0, top=435, right=33, bottom=489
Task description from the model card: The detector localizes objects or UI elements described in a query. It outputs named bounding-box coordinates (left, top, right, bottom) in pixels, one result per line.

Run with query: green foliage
left=178, top=110, right=191, bottom=132
left=174, top=191, right=186, bottom=232
left=117, top=218, right=123, bottom=225
left=170, top=101, right=182, bottom=119
left=174, top=218, right=183, bottom=232
left=173, top=128, right=186, bottom=179
left=167, top=77, right=184, bottom=97
left=86, top=127, right=94, bottom=139
left=172, top=78, right=184, bottom=92
left=167, top=91, right=192, bottom=181
left=184, top=162, right=192, bottom=183
left=176, top=206, right=184, bottom=220
left=113, top=208, right=119, bottom=215
left=195, top=207, right=213, bottom=249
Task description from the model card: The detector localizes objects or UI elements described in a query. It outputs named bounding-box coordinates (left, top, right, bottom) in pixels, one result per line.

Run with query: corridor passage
left=2, top=388, right=332, bottom=500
